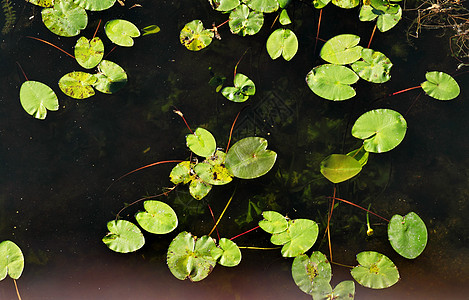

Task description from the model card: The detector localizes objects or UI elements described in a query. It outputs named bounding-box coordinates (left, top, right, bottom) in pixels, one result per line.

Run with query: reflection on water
left=0, top=1, right=468, bottom=299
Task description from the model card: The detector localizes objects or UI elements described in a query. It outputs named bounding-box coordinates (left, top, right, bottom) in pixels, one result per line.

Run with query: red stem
left=226, top=106, right=248, bottom=152
left=93, top=19, right=102, bottom=40
left=389, top=85, right=421, bottom=96
left=26, top=36, right=75, bottom=59
left=367, top=24, right=377, bottom=49
left=207, top=204, right=221, bottom=240
left=230, top=225, right=260, bottom=241
left=215, top=19, right=230, bottom=29
left=173, top=109, right=193, bottom=134
left=104, top=45, right=118, bottom=59
left=327, top=196, right=389, bottom=222
left=314, top=9, right=323, bottom=54
left=15, top=62, right=28, bottom=81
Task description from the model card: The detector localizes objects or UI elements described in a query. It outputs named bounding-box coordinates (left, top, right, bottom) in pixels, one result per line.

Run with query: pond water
left=0, top=0, right=468, bottom=299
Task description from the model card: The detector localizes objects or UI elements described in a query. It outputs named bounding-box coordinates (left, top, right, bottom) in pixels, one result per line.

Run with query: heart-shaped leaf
left=306, top=64, right=359, bottom=101
left=311, top=280, right=356, bottom=300
left=74, top=36, right=104, bottom=69
left=351, top=251, right=400, bottom=289
left=266, top=28, right=298, bottom=61
left=244, top=0, right=279, bottom=13
left=320, top=34, right=362, bottom=65
left=421, top=71, right=460, bottom=100
left=186, top=127, right=217, bottom=158
left=221, top=73, right=256, bottom=102
left=189, top=177, right=212, bottom=200
left=102, top=220, right=145, bottom=253
left=93, top=60, right=128, bottom=94
left=73, top=0, right=116, bottom=11
left=271, top=219, right=319, bottom=257
left=169, top=161, right=194, bottom=185
left=212, top=238, right=242, bottom=267
left=59, top=71, right=97, bottom=99
left=388, top=212, right=427, bottom=259
left=258, top=211, right=288, bottom=234
left=320, top=154, right=362, bottom=183
left=313, top=0, right=331, bottom=9
left=180, top=20, right=214, bottom=51
left=351, top=48, right=392, bottom=83
left=105, top=19, right=140, bottom=47
left=20, top=81, right=59, bottom=119
left=229, top=4, right=264, bottom=36
left=291, top=251, right=331, bottom=295
left=41, top=0, right=88, bottom=37
left=193, top=162, right=233, bottom=185
left=0, top=241, right=24, bottom=280
left=135, top=201, right=178, bottom=234
left=142, top=25, right=161, bottom=36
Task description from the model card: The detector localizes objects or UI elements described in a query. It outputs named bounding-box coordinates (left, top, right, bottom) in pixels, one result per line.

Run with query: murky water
left=0, top=1, right=468, bottom=299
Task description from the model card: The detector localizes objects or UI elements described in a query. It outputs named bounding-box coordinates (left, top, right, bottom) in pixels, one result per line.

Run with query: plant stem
left=233, top=48, right=249, bottom=78
left=15, top=61, right=28, bottom=81
left=13, top=279, right=22, bottom=300
left=215, top=19, right=230, bottom=29
left=230, top=225, right=260, bottom=241
left=207, top=204, right=221, bottom=240
left=238, top=246, right=281, bottom=250
left=26, top=36, right=75, bottom=59
left=326, top=186, right=336, bottom=262
left=92, top=19, right=102, bottom=40
left=103, top=45, right=118, bottom=59
left=331, top=261, right=354, bottom=269
left=115, top=188, right=176, bottom=219
left=389, top=85, right=421, bottom=96
left=327, top=196, right=389, bottom=222
left=367, top=24, right=377, bottom=49
left=314, top=9, right=323, bottom=54
left=208, top=188, right=236, bottom=236
left=226, top=107, right=248, bottom=152
left=173, top=109, right=193, bottom=134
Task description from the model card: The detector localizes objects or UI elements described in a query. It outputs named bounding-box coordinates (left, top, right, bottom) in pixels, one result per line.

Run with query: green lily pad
left=210, top=0, right=240, bottom=11
left=73, top=0, right=116, bottom=11
left=225, top=137, right=277, bottom=179
left=27, top=0, right=54, bottom=7
left=306, top=64, right=359, bottom=101
left=421, top=71, right=460, bottom=100
left=142, top=25, right=161, bottom=36
left=102, top=220, right=145, bottom=253
left=320, top=154, right=362, bottom=183
left=313, top=0, right=331, bottom=9
left=20, top=81, right=59, bottom=120
left=135, top=200, right=178, bottom=234
left=291, top=252, right=331, bottom=295
left=93, top=60, right=128, bottom=94
left=59, top=71, right=97, bottom=99
left=279, top=9, right=291, bottom=25
left=167, top=232, right=218, bottom=282
left=170, top=161, right=194, bottom=185
left=360, top=3, right=402, bottom=32
left=377, top=5, right=402, bottom=32
left=180, top=20, right=214, bottom=51
left=213, top=238, right=242, bottom=267
left=266, top=28, right=298, bottom=61
left=332, top=0, right=359, bottom=9
left=359, top=5, right=378, bottom=22
left=221, top=73, right=256, bottom=102
left=351, top=48, right=392, bottom=83
left=311, top=280, right=356, bottom=300
left=320, top=34, right=363, bottom=65
left=186, top=127, right=217, bottom=158
left=271, top=219, right=319, bottom=257
left=351, top=109, right=407, bottom=153
left=189, top=177, right=212, bottom=200
left=351, top=251, right=400, bottom=289
left=105, top=19, right=140, bottom=47
left=346, top=147, right=369, bottom=167
left=229, top=4, right=264, bottom=36
left=74, top=36, right=104, bottom=69
left=193, top=162, right=233, bottom=185
left=388, top=212, right=427, bottom=259
left=278, top=0, right=291, bottom=8
left=244, top=0, right=279, bottom=13
left=258, top=211, right=288, bottom=234
left=0, top=241, right=24, bottom=280
left=41, top=0, right=87, bottom=37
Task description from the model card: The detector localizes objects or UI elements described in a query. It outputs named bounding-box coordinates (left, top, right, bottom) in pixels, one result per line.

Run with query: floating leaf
left=320, top=154, right=362, bottom=183
left=258, top=211, right=288, bottom=234
left=180, top=20, right=214, bottom=51
left=306, top=64, right=359, bottom=101
left=320, top=34, right=363, bottom=65
left=167, top=232, right=218, bottom=282
left=186, top=127, right=217, bottom=158
left=213, top=238, right=242, bottom=267
left=346, top=147, right=369, bottom=167
left=0, top=241, right=24, bottom=280
left=27, top=0, right=53, bottom=7
left=278, top=0, right=291, bottom=8
left=377, top=6, right=402, bottom=32
left=332, top=0, right=359, bottom=9
left=41, top=0, right=88, bottom=37
left=170, top=161, right=193, bottom=184
left=221, top=73, right=256, bottom=102
left=351, top=48, right=392, bottom=83
left=73, top=0, right=116, bottom=11
left=279, top=9, right=291, bottom=25
left=102, top=220, right=145, bottom=253
left=313, top=0, right=331, bottom=9
left=229, top=4, right=264, bottom=36
left=210, top=0, right=240, bottom=11
left=74, top=36, right=104, bottom=69
left=135, top=200, right=178, bottom=234
left=311, top=280, right=356, bottom=300
left=271, top=219, right=319, bottom=257
left=193, top=162, right=233, bottom=185
left=105, top=19, right=140, bottom=47
left=93, top=60, right=128, bottom=94
left=351, top=251, right=399, bottom=289
left=351, top=109, right=407, bottom=153
left=142, top=25, right=161, bottom=36
left=421, top=71, right=460, bottom=100
left=189, top=177, right=212, bottom=200
left=244, top=0, right=279, bottom=13
left=59, top=71, right=97, bottom=99
left=20, top=81, right=59, bottom=120
left=291, top=252, right=331, bottom=295
left=388, top=212, right=427, bottom=259
left=360, top=4, right=402, bottom=32
left=225, top=137, right=277, bottom=179
left=266, top=28, right=298, bottom=61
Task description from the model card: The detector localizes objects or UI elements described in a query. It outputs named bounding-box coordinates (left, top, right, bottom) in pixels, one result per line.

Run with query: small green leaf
left=189, top=178, right=212, bottom=200
left=180, top=20, right=214, bottom=51
left=135, top=201, right=178, bottom=234
left=142, top=25, right=161, bottom=36
left=351, top=48, right=392, bottom=83
left=20, top=81, right=59, bottom=119
left=320, top=34, right=363, bottom=65
left=0, top=241, right=24, bottom=280
left=221, top=73, right=256, bottom=102
left=59, top=71, right=97, bottom=99
left=306, top=64, right=359, bottom=101
left=279, top=9, right=291, bottom=25
left=186, top=128, right=217, bottom=158
left=313, top=0, right=331, bottom=9
left=41, top=0, right=88, bottom=37
left=320, top=154, right=362, bottom=183
left=266, top=28, right=298, bottom=61
left=93, top=60, right=128, bottom=94
left=105, top=19, right=140, bottom=47
left=351, top=251, right=400, bottom=289
left=210, top=0, right=240, bottom=12
left=27, top=0, right=54, bottom=8
left=388, top=212, right=427, bottom=259
left=170, top=161, right=194, bottom=185
left=102, top=220, right=145, bottom=253
left=291, top=252, right=331, bottom=295
left=74, top=36, right=104, bottom=69
left=377, top=5, right=402, bottom=32
left=258, top=211, right=288, bottom=234
left=193, top=162, right=233, bottom=185
left=215, top=238, right=242, bottom=267
left=421, top=71, right=460, bottom=100
left=311, top=280, right=356, bottom=300
left=271, top=219, right=319, bottom=257
left=229, top=4, right=264, bottom=36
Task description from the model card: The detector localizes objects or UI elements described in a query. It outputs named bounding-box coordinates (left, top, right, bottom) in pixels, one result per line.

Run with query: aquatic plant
left=0, top=240, right=24, bottom=300
left=1, top=0, right=15, bottom=35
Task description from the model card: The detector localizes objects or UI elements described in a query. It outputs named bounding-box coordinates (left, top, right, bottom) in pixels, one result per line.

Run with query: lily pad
left=320, top=154, right=362, bottom=183
left=142, top=25, right=161, bottom=36
left=351, top=109, right=407, bottom=153
left=180, top=20, right=214, bottom=51
left=377, top=6, right=402, bottom=32
left=221, top=73, right=256, bottom=102
left=332, top=0, right=359, bottom=9
left=351, top=251, right=400, bottom=289
left=135, top=200, right=178, bottom=234
left=291, top=252, right=331, bottom=295
left=41, top=0, right=88, bottom=37
left=58, top=71, right=97, bottom=99
left=74, top=36, right=104, bottom=69
left=313, top=0, right=331, bottom=9
left=27, top=0, right=54, bottom=7
left=170, top=161, right=194, bottom=185
left=360, top=4, right=402, bottom=32
left=210, top=0, right=240, bottom=11
left=73, top=0, right=116, bottom=11
left=311, top=280, right=356, bottom=300
left=213, top=238, right=242, bottom=267
left=388, top=212, right=427, bottom=259
left=189, top=177, right=212, bottom=200
left=229, top=4, right=264, bottom=36
left=306, top=64, right=359, bottom=101
left=102, top=220, right=145, bottom=253
left=279, top=9, right=291, bottom=25
left=421, top=71, right=460, bottom=100
left=258, top=211, right=288, bottom=234
left=0, top=241, right=24, bottom=280
left=271, top=219, right=319, bottom=257
left=266, top=28, right=298, bottom=61
left=20, top=81, right=59, bottom=120
left=244, top=0, right=279, bottom=13
left=93, top=60, right=128, bottom=94
left=193, top=162, right=233, bottom=185
left=186, top=127, right=217, bottom=158
left=105, top=19, right=140, bottom=47
left=351, top=48, right=392, bottom=83
left=167, top=232, right=218, bottom=282
left=225, top=137, right=277, bottom=179
left=320, top=34, right=363, bottom=65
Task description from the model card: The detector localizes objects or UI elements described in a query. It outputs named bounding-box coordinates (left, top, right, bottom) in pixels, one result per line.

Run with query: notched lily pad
left=189, top=177, right=212, bottom=200
left=351, top=251, right=399, bottom=289
left=135, top=200, right=178, bottom=234
left=258, top=211, right=288, bottom=234
left=291, top=251, right=331, bottom=295
left=320, top=154, right=362, bottom=183
left=170, top=161, right=194, bottom=185
left=186, top=127, right=217, bottom=158
left=0, top=240, right=24, bottom=280
left=93, top=60, right=128, bottom=94
left=388, top=212, right=427, bottom=259
left=229, top=4, right=264, bottom=36
left=41, top=0, right=88, bottom=37
left=271, top=219, right=319, bottom=257
left=105, top=19, right=140, bottom=47
left=213, top=238, right=242, bottom=267
left=266, top=28, right=298, bottom=61
left=351, top=48, right=392, bottom=83
left=20, top=81, right=59, bottom=120
left=74, top=36, right=104, bottom=69
left=221, top=73, right=256, bottom=102
left=102, top=220, right=145, bottom=253
left=320, top=34, right=363, bottom=65
left=306, top=64, right=359, bottom=101
left=421, top=71, right=460, bottom=100
left=59, top=71, right=97, bottom=99
left=180, top=20, right=214, bottom=51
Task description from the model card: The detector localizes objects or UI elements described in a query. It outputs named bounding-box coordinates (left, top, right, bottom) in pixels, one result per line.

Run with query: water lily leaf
left=351, top=109, right=407, bottom=153
left=189, top=177, right=212, bottom=200
left=41, top=0, right=87, bottom=37
left=167, top=232, right=218, bottom=282
left=213, top=238, right=242, bottom=267
left=311, top=280, right=356, bottom=300
left=142, top=25, right=160, bottom=36
left=27, top=0, right=54, bottom=7
left=74, top=36, right=104, bottom=69
left=0, top=241, right=24, bottom=280
left=291, top=252, right=331, bottom=295
left=377, top=5, right=402, bottom=32
left=102, top=220, right=145, bottom=253
left=180, top=20, right=214, bottom=51
left=186, top=127, right=217, bottom=158
left=20, top=81, right=59, bottom=120
left=105, top=19, right=140, bottom=47
left=306, top=64, right=359, bottom=101
left=313, top=0, right=331, bottom=9
left=320, top=34, right=363, bottom=65
left=93, top=60, right=128, bottom=94
left=388, top=212, right=427, bottom=259
left=279, top=9, right=291, bottom=25
left=221, top=73, right=256, bottom=102
left=266, top=28, right=298, bottom=61
left=210, top=0, right=240, bottom=12
left=271, top=219, right=319, bottom=257
left=370, top=0, right=399, bottom=13
left=170, top=161, right=194, bottom=184
left=347, top=147, right=369, bottom=167
left=73, top=0, right=116, bottom=11
left=278, top=0, right=291, bottom=8
left=332, top=0, right=359, bottom=9
left=351, top=48, right=392, bottom=83
left=421, top=71, right=460, bottom=100
left=359, top=5, right=378, bottom=22
left=194, top=161, right=233, bottom=185
left=351, top=251, right=400, bottom=289
left=258, top=211, right=288, bottom=234
left=135, top=200, right=178, bottom=234
left=244, top=0, right=279, bottom=13
left=59, top=71, right=97, bottom=99
left=320, top=154, right=362, bottom=183
left=229, top=4, right=264, bottom=36
left=225, top=137, right=277, bottom=179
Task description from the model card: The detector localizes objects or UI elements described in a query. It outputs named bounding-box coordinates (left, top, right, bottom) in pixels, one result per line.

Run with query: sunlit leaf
left=279, top=9, right=291, bottom=25
left=19, top=81, right=59, bottom=120
left=135, top=200, right=178, bottom=234
left=73, top=0, right=116, bottom=11
left=180, top=20, right=214, bottom=51
left=186, top=127, right=217, bottom=158
left=351, top=251, right=400, bottom=289
left=266, top=28, right=298, bottom=61
left=351, top=48, right=392, bottom=83
left=170, top=161, right=194, bottom=185
left=388, top=212, right=427, bottom=259
left=291, top=252, right=331, bottom=295
left=320, top=34, right=363, bottom=65
left=142, top=25, right=161, bottom=36
left=421, top=71, right=460, bottom=100
left=332, top=0, right=359, bottom=9
left=189, top=177, right=212, bottom=200
left=93, top=60, right=128, bottom=94
left=229, top=4, right=264, bottom=36
left=311, top=280, right=356, bottom=300
left=271, top=219, right=319, bottom=257
left=59, top=71, right=97, bottom=99
left=244, top=0, right=279, bottom=13
left=221, top=73, right=256, bottom=102
left=27, top=0, right=54, bottom=7
left=306, top=64, right=359, bottom=101
left=102, top=220, right=145, bottom=253
left=74, top=36, right=104, bottom=69
left=194, top=161, right=233, bottom=185
left=0, top=241, right=24, bottom=280
left=105, top=19, right=140, bottom=47
left=210, top=0, right=240, bottom=12
left=213, top=238, right=242, bottom=267
left=258, top=211, right=288, bottom=234
left=320, top=154, right=362, bottom=183
left=42, top=0, right=88, bottom=37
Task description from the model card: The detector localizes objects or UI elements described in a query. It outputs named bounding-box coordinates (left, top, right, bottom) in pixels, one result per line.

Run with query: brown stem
left=367, top=24, right=377, bottom=49
left=226, top=106, right=249, bottom=152
left=314, top=9, right=323, bottom=54
left=104, top=45, right=118, bottom=59
left=26, top=36, right=75, bottom=59
left=326, top=186, right=336, bottom=262
left=15, top=61, right=28, bottom=81
left=207, top=204, right=221, bottom=240
left=215, top=19, right=230, bottom=29
left=93, top=19, right=102, bottom=40
left=115, top=187, right=176, bottom=219
left=173, top=109, right=193, bottom=134
left=327, top=196, right=389, bottom=222
left=13, top=279, right=22, bottom=300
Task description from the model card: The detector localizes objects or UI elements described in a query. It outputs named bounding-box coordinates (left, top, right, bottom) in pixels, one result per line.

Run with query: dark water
left=0, top=1, right=468, bottom=299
